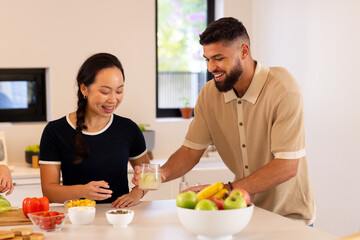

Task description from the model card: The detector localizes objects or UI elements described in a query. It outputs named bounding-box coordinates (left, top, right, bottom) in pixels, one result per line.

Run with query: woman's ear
left=80, top=83, right=87, bottom=96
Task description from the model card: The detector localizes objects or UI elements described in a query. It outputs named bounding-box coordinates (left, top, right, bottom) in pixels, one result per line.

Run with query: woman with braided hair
left=39, top=53, right=150, bottom=208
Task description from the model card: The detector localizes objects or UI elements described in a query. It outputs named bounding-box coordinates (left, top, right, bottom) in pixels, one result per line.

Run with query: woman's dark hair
left=199, top=17, right=250, bottom=46
left=73, top=53, right=125, bottom=164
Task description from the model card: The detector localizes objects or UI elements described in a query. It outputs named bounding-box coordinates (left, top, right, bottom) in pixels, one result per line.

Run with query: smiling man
left=135, top=17, right=315, bottom=225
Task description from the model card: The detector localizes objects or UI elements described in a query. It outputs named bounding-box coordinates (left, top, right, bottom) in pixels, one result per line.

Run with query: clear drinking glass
left=138, top=164, right=161, bottom=190
left=179, top=181, right=201, bottom=193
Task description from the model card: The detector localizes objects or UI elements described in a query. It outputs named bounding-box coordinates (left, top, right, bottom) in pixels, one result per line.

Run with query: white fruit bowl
left=176, top=203, right=254, bottom=240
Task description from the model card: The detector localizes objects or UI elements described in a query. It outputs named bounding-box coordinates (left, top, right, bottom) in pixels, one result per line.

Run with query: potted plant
left=179, top=97, right=193, bottom=119
left=138, top=123, right=155, bottom=160
left=25, top=144, right=40, bottom=168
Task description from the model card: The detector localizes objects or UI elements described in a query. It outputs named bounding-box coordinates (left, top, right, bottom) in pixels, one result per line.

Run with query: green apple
left=223, top=196, right=247, bottom=209
left=229, top=188, right=251, bottom=205
left=176, top=191, right=197, bottom=209
left=195, top=199, right=218, bottom=211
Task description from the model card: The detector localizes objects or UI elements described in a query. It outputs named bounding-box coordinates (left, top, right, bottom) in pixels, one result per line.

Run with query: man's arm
left=231, top=158, right=299, bottom=195
left=132, top=145, right=205, bottom=186
left=161, top=145, right=206, bottom=182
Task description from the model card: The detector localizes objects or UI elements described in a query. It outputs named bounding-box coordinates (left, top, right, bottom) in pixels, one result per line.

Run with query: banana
left=211, top=188, right=229, bottom=199
left=196, top=182, right=224, bottom=201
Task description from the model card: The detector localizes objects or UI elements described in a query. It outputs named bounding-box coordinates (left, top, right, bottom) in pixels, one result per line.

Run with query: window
left=156, top=0, right=215, bottom=117
left=0, top=68, right=47, bottom=122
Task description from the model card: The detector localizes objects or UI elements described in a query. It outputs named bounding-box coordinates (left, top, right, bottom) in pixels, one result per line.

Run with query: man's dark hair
left=199, top=17, right=250, bottom=46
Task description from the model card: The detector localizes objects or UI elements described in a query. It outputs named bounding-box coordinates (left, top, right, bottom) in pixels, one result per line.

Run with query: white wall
left=224, top=0, right=360, bottom=237
left=0, top=0, right=190, bottom=166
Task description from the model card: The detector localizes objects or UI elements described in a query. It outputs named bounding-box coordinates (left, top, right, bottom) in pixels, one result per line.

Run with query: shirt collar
left=224, top=62, right=270, bottom=104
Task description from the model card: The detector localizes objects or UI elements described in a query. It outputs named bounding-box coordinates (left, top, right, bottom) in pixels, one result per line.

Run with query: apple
left=195, top=199, right=218, bottom=211
left=229, top=188, right=251, bottom=205
left=223, top=196, right=247, bottom=209
left=209, top=197, right=224, bottom=210
left=176, top=191, right=197, bottom=209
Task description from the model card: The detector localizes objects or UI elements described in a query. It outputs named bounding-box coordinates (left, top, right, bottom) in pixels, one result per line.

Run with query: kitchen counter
left=0, top=200, right=336, bottom=240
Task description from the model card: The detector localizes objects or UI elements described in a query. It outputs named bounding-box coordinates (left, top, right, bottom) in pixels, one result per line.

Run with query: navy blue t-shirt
left=39, top=114, right=147, bottom=203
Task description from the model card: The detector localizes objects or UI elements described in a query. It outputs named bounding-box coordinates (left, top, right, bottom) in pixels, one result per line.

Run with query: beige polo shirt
left=183, top=62, right=315, bottom=224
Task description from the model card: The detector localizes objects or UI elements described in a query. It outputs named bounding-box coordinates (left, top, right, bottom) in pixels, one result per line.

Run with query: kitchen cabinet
left=5, top=177, right=43, bottom=207
left=127, top=174, right=181, bottom=200
left=7, top=157, right=230, bottom=205
left=7, top=175, right=182, bottom=206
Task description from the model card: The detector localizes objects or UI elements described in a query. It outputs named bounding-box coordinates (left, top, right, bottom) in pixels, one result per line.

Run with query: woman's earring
left=83, top=95, right=87, bottom=99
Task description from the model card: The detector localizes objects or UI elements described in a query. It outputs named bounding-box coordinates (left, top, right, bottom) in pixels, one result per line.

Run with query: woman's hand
left=111, top=187, right=144, bottom=208
left=82, top=180, right=112, bottom=201
left=0, top=165, right=14, bottom=195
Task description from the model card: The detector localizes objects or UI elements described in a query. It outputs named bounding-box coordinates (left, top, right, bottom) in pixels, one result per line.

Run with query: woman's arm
left=129, top=153, right=150, bottom=169
left=112, top=153, right=150, bottom=208
left=40, top=164, right=112, bottom=203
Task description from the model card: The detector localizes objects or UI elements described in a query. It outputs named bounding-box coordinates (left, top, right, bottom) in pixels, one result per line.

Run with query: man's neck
left=233, top=60, right=256, bottom=98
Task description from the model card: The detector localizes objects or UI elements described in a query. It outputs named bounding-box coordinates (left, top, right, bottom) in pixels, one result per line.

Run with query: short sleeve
left=39, top=123, right=62, bottom=165
left=271, top=91, right=306, bottom=159
left=183, top=91, right=212, bottom=150
left=128, top=122, right=147, bottom=160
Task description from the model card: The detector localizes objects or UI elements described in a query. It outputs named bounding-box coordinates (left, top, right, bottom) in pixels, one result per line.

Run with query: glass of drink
left=179, top=181, right=201, bottom=193
left=138, top=164, right=161, bottom=190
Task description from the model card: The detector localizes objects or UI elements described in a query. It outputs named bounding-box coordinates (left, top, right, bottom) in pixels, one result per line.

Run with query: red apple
left=209, top=197, right=224, bottom=210
left=229, top=188, right=251, bottom=205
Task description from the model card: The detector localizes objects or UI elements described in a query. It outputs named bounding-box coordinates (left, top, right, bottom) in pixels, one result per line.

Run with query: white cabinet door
left=5, top=183, right=43, bottom=207
left=127, top=174, right=181, bottom=200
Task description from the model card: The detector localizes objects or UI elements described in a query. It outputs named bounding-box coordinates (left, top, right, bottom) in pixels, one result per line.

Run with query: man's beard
left=214, top=61, right=243, bottom=92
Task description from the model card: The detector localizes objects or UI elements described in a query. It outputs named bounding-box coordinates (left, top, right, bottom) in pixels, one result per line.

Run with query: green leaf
left=0, top=195, right=11, bottom=208
left=0, top=206, right=18, bottom=213
left=138, top=123, right=150, bottom=132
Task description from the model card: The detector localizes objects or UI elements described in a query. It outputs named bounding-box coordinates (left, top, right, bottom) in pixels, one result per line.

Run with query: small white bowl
left=106, top=209, right=134, bottom=227
left=68, top=206, right=96, bottom=225
left=177, top=203, right=254, bottom=239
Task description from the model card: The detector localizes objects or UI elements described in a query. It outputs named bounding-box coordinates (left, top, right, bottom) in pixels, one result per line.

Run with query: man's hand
left=181, top=184, right=209, bottom=194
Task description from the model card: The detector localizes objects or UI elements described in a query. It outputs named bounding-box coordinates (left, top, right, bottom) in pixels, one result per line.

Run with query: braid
left=73, top=91, right=89, bottom=164
left=73, top=52, right=124, bottom=164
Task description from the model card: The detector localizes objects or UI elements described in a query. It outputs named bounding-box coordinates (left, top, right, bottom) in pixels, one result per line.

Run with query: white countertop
left=0, top=200, right=336, bottom=240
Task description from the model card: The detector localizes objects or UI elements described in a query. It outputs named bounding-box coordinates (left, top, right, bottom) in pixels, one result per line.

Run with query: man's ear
left=240, top=44, right=250, bottom=60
